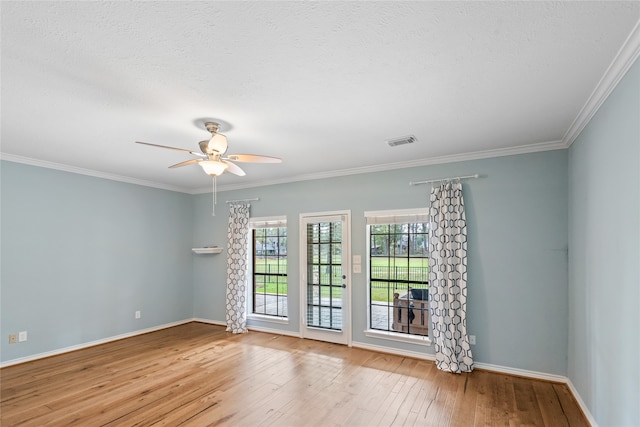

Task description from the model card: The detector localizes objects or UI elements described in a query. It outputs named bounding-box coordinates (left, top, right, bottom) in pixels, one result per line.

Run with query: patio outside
left=253, top=282, right=429, bottom=334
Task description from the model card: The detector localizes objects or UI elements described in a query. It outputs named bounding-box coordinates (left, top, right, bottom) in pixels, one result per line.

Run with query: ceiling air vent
left=386, top=135, right=417, bottom=147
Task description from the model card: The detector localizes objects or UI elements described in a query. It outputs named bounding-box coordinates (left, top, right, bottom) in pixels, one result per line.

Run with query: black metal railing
left=370, top=266, right=428, bottom=288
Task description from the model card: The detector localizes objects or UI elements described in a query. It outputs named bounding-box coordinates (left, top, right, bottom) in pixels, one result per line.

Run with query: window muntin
left=251, top=221, right=287, bottom=318
left=305, top=221, right=343, bottom=330
left=366, top=210, right=429, bottom=337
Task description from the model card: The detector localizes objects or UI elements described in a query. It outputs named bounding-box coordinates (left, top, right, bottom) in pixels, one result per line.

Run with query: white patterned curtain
left=225, top=203, right=250, bottom=334
left=429, top=181, right=474, bottom=373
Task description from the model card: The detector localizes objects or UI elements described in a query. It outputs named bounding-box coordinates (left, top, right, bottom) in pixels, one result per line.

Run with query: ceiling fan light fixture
left=199, top=160, right=228, bottom=176
left=208, top=133, right=228, bottom=154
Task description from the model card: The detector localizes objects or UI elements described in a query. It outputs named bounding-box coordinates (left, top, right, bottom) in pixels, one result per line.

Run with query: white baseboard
left=354, top=339, right=563, bottom=382
left=0, top=319, right=193, bottom=368
left=352, top=340, right=436, bottom=361
left=566, top=378, right=598, bottom=427
left=192, top=318, right=226, bottom=327
left=194, top=317, right=301, bottom=338
left=473, top=363, right=596, bottom=425
left=247, top=324, right=301, bottom=338
left=472, top=361, right=566, bottom=383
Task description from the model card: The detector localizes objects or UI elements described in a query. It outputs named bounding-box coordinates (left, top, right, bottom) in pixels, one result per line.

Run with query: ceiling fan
left=136, top=121, right=281, bottom=177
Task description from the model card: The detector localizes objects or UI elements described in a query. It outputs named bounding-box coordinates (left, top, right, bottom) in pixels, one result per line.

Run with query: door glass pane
left=331, top=286, right=342, bottom=307
left=306, top=220, right=343, bottom=331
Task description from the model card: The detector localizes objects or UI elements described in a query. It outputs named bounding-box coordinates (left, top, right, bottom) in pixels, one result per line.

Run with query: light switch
left=353, top=255, right=361, bottom=264
left=353, top=264, right=362, bottom=273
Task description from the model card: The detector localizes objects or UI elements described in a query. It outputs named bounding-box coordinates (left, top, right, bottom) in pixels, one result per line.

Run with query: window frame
left=247, top=216, right=289, bottom=323
left=364, top=208, right=431, bottom=346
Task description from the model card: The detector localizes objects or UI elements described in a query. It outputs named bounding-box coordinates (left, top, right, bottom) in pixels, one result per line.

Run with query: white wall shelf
left=192, top=247, right=222, bottom=254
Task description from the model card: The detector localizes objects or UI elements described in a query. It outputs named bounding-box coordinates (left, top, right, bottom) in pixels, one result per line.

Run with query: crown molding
left=206, top=139, right=565, bottom=193
left=3, top=139, right=566, bottom=195
left=0, top=153, right=191, bottom=194
left=562, top=18, right=640, bottom=148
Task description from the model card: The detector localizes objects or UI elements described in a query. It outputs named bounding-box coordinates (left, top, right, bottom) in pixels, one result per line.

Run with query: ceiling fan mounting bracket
left=204, top=121, right=220, bottom=134
left=194, top=118, right=232, bottom=133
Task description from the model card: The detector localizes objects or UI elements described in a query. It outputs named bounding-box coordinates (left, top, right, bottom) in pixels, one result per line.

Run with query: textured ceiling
left=2, top=1, right=639, bottom=193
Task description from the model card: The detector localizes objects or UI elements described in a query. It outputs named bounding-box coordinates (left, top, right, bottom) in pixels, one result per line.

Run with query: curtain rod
left=225, top=197, right=259, bottom=204
left=409, top=174, right=480, bottom=186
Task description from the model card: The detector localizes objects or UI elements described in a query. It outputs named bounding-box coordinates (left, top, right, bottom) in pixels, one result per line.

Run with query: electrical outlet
left=135, top=311, right=141, bottom=319
left=18, top=331, right=27, bottom=342
left=9, top=334, right=17, bottom=344
left=469, top=335, right=476, bottom=345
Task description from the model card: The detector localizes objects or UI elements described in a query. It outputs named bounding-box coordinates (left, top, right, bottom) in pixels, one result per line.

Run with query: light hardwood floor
left=1, top=322, right=588, bottom=426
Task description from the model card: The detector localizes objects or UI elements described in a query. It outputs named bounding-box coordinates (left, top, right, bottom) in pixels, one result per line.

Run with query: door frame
left=299, top=210, right=352, bottom=346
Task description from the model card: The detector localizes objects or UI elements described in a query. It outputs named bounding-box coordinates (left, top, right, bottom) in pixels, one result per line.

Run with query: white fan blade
left=169, top=159, right=201, bottom=168
left=225, top=154, right=282, bottom=163
left=207, top=134, right=228, bottom=155
left=135, top=141, right=206, bottom=158
left=222, top=160, right=246, bottom=176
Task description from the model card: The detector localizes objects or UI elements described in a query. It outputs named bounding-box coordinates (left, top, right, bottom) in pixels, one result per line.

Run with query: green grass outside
left=254, top=256, right=428, bottom=302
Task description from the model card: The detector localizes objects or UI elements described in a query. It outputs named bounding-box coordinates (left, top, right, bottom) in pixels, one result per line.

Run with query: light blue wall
left=568, top=58, right=640, bottom=426
left=0, top=162, right=195, bottom=363
left=193, top=149, right=569, bottom=375
left=1, top=143, right=571, bottom=377
left=2, top=65, right=636, bottom=423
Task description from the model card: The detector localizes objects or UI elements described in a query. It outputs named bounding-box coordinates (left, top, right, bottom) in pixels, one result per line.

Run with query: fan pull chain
left=211, top=176, right=217, bottom=216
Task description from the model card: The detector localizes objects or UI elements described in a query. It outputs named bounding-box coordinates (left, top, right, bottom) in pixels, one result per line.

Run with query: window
left=250, top=217, right=287, bottom=318
left=366, top=209, right=429, bottom=339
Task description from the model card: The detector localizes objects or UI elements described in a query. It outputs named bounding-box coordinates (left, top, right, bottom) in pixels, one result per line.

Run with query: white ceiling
left=2, top=2, right=639, bottom=193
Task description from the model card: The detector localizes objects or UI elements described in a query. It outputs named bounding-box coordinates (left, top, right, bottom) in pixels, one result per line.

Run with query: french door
left=299, top=211, right=351, bottom=345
